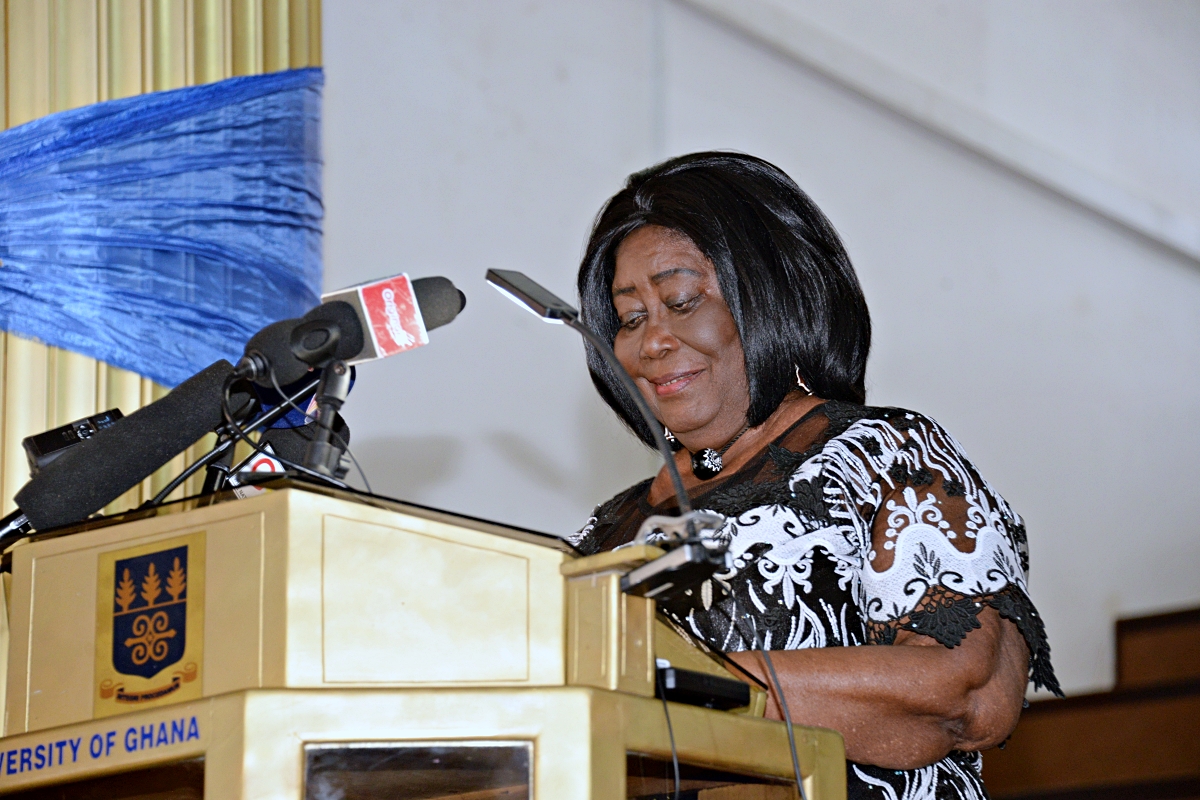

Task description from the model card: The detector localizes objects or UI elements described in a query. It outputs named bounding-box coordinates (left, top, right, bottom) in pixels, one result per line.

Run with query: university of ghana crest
left=94, top=532, right=205, bottom=718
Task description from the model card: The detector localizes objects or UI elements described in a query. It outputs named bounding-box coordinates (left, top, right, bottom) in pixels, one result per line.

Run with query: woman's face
left=611, top=225, right=750, bottom=449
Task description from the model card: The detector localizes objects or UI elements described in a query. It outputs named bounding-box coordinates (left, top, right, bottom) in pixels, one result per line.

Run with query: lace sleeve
left=859, top=412, right=1061, bottom=696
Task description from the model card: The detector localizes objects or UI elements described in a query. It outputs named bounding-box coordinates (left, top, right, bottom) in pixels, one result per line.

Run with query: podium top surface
left=15, top=478, right=577, bottom=558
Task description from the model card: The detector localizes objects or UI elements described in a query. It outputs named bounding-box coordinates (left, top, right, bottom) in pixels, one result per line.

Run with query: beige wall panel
left=7, top=0, right=52, bottom=125
left=193, top=0, right=230, bottom=83
left=320, top=514, right=532, bottom=683
left=24, top=547, right=99, bottom=732
left=105, top=0, right=144, bottom=99
left=2, top=338, right=48, bottom=515
left=50, top=348, right=99, bottom=428
left=286, top=0, right=307, bottom=68
left=51, top=0, right=99, bottom=112
left=306, top=0, right=318, bottom=64
left=0, top=0, right=7, bottom=129
left=202, top=512, right=265, bottom=695
left=261, top=0, right=286, bottom=72
left=151, top=0, right=187, bottom=91
left=230, top=0, right=260, bottom=76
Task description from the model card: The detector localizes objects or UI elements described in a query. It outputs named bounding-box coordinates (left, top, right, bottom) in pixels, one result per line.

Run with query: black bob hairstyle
left=577, top=152, right=872, bottom=448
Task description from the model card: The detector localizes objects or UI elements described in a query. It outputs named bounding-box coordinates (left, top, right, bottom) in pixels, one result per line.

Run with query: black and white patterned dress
left=572, top=401, right=1061, bottom=800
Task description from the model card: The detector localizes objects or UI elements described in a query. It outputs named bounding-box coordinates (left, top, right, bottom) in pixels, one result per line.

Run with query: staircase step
left=982, top=680, right=1200, bottom=799
left=1118, top=608, right=1200, bottom=689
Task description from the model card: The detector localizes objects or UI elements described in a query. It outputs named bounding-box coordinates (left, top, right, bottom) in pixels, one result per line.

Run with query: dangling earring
left=663, top=427, right=684, bottom=452
left=795, top=365, right=813, bottom=396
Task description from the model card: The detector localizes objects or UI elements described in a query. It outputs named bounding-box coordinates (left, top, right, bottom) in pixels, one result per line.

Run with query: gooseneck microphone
left=485, top=269, right=729, bottom=600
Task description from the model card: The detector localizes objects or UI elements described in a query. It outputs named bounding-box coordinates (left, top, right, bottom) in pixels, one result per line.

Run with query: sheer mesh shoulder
left=816, top=410, right=1060, bottom=695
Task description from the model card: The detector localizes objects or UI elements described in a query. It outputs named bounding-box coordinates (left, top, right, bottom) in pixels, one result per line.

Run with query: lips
left=648, top=369, right=701, bottom=397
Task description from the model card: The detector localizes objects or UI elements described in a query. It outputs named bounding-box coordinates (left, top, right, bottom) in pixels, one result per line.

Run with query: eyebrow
left=612, top=267, right=701, bottom=297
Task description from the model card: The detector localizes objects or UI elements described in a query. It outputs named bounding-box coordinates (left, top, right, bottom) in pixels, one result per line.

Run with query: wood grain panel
left=984, top=683, right=1200, bottom=798
left=1118, top=608, right=1200, bottom=689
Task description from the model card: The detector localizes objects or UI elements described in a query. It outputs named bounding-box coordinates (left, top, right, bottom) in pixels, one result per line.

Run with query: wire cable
left=656, top=668, right=681, bottom=800
left=148, top=375, right=324, bottom=506
left=267, top=366, right=373, bottom=494
left=147, top=436, right=236, bottom=506
left=221, top=377, right=349, bottom=490
left=758, top=642, right=806, bottom=800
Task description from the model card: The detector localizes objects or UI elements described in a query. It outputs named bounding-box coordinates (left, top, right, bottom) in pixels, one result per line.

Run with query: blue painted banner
left=0, top=68, right=324, bottom=387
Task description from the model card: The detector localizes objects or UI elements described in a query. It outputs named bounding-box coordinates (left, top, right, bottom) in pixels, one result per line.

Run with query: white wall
left=323, top=0, right=1200, bottom=695
left=775, top=0, right=1200, bottom=222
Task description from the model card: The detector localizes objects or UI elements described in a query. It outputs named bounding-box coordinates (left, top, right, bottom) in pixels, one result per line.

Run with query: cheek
left=677, top=304, right=743, bottom=366
left=611, top=330, right=639, bottom=374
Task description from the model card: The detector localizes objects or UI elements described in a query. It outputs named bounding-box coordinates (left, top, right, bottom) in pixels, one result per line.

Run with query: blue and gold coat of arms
left=94, top=532, right=205, bottom=718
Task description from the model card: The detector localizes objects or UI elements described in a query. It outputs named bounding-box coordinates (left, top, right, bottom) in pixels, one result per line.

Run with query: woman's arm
left=728, top=608, right=1030, bottom=770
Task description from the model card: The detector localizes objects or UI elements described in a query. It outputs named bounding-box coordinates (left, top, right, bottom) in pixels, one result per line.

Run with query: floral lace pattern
left=572, top=402, right=1061, bottom=800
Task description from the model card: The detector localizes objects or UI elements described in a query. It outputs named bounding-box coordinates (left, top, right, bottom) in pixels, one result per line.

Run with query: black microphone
left=233, top=275, right=466, bottom=385
left=293, top=275, right=466, bottom=477
left=10, top=360, right=252, bottom=533
left=237, top=318, right=308, bottom=388
left=261, top=414, right=350, bottom=465
left=300, top=275, right=467, bottom=365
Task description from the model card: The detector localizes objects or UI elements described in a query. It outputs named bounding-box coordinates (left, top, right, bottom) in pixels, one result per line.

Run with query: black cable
left=704, top=606, right=808, bottom=800
left=267, top=366, right=372, bottom=494
left=656, top=668, right=681, bottom=800
left=221, top=377, right=349, bottom=490
left=757, top=632, right=807, bottom=800
left=148, top=376, right=323, bottom=507
left=147, top=436, right=236, bottom=506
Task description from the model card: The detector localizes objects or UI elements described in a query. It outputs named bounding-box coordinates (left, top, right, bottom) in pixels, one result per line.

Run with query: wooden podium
left=0, top=483, right=845, bottom=798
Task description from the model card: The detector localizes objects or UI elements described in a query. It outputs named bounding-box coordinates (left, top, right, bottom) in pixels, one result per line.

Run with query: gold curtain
left=0, top=0, right=321, bottom=515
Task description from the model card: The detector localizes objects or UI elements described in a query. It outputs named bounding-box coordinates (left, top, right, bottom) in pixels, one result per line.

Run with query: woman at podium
left=570, top=152, right=1061, bottom=800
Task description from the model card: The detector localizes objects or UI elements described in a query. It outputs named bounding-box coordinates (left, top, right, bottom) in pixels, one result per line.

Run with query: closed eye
left=619, top=311, right=646, bottom=330
left=668, top=293, right=701, bottom=312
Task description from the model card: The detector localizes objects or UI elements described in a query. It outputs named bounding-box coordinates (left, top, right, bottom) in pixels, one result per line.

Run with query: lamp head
left=485, top=269, right=579, bottom=324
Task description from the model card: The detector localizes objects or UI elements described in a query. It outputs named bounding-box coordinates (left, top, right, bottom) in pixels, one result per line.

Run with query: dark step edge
left=1117, top=606, right=1200, bottom=635
left=1021, top=678, right=1200, bottom=714
left=995, top=775, right=1200, bottom=800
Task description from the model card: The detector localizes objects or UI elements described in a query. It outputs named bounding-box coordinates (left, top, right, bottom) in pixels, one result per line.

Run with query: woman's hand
left=728, top=608, right=1030, bottom=770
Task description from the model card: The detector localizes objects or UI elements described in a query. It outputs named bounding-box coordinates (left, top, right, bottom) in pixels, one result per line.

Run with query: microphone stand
left=303, top=359, right=351, bottom=478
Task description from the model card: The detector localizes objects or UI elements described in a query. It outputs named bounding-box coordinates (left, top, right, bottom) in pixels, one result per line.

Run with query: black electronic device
left=22, top=409, right=124, bottom=474
left=655, top=664, right=751, bottom=711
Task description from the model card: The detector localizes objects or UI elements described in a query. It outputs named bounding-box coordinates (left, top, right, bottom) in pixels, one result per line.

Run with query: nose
left=640, top=307, right=678, bottom=361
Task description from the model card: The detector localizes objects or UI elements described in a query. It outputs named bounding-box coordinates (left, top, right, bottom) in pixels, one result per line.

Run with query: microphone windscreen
left=301, top=301, right=365, bottom=362
left=244, top=318, right=309, bottom=387
left=15, top=360, right=248, bottom=531
left=413, top=276, right=466, bottom=331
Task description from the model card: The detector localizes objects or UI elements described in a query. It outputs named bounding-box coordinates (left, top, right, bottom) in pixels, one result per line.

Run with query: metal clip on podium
left=0, top=483, right=845, bottom=799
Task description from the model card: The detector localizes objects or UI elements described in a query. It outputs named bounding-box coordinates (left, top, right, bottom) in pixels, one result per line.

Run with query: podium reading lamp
left=485, top=269, right=729, bottom=599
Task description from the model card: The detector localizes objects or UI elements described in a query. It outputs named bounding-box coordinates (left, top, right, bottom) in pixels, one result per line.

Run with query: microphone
left=304, top=274, right=466, bottom=365
left=291, top=274, right=466, bottom=477
left=8, top=360, right=253, bottom=535
left=238, top=318, right=309, bottom=388
left=233, top=275, right=466, bottom=385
